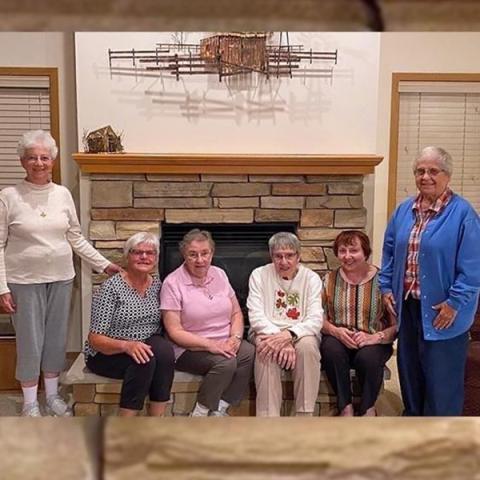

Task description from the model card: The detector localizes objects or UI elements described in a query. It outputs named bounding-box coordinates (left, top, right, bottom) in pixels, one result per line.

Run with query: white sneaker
left=209, top=409, right=229, bottom=417
left=190, top=402, right=209, bottom=417
left=21, top=401, right=42, bottom=417
left=189, top=410, right=209, bottom=417
left=45, top=394, right=73, bottom=417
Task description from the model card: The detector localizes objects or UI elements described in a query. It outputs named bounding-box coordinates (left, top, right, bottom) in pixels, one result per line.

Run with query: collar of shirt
left=412, top=187, right=453, bottom=216
left=180, top=263, right=214, bottom=286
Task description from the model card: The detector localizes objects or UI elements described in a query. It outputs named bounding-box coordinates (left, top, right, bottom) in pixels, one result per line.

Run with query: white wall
left=0, top=32, right=82, bottom=350
left=75, top=32, right=380, bottom=154
left=374, top=32, right=480, bottom=263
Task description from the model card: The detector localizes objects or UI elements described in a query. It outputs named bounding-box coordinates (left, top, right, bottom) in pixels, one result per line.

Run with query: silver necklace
left=190, top=275, right=214, bottom=300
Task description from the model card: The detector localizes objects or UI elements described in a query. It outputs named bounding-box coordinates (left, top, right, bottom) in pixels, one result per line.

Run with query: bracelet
left=231, top=333, right=242, bottom=341
left=377, top=331, right=385, bottom=343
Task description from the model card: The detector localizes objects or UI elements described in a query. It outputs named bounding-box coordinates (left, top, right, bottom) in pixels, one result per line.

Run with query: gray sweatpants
left=9, top=280, right=74, bottom=382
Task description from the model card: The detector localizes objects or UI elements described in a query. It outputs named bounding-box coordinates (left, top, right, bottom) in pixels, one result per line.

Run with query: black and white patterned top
left=84, top=273, right=162, bottom=358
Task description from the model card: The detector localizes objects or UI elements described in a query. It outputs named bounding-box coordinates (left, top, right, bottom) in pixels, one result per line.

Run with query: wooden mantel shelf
left=73, top=153, right=383, bottom=175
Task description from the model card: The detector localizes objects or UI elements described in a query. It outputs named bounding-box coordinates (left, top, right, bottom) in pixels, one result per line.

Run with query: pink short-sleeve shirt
left=160, top=264, right=237, bottom=359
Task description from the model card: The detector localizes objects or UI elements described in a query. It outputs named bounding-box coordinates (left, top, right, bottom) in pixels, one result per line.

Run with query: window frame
left=388, top=72, right=480, bottom=216
left=0, top=66, right=60, bottom=184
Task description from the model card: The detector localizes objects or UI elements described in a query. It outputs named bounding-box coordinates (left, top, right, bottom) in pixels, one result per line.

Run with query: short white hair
left=123, top=232, right=159, bottom=257
left=413, top=146, right=453, bottom=176
left=17, top=130, right=58, bottom=160
left=268, top=232, right=301, bottom=256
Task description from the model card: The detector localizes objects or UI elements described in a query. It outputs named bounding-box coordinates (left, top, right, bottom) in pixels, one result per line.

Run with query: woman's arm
left=322, top=319, right=358, bottom=349
left=163, top=310, right=235, bottom=357
left=445, top=216, right=480, bottom=311
left=246, top=267, right=282, bottom=335
left=88, top=332, right=153, bottom=363
left=352, top=324, right=397, bottom=348
left=163, top=310, right=211, bottom=350
left=229, top=295, right=244, bottom=338
left=0, top=199, right=11, bottom=297
left=63, top=189, right=120, bottom=273
left=379, top=215, right=396, bottom=295
left=226, top=295, right=244, bottom=353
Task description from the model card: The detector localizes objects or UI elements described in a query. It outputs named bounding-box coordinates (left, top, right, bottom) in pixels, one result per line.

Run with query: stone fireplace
left=74, top=153, right=382, bottom=341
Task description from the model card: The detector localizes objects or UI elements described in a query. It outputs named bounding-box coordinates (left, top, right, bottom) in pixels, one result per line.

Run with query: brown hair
left=333, top=230, right=371, bottom=258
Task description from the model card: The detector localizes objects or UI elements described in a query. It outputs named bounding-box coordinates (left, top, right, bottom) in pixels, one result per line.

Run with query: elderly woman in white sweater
left=0, top=130, right=121, bottom=416
left=247, top=232, right=324, bottom=416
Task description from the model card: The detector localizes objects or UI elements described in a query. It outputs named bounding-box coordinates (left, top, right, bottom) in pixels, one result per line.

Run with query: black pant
left=321, top=334, right=393, bottom=415
left=86, top=335, right=175, bottom=411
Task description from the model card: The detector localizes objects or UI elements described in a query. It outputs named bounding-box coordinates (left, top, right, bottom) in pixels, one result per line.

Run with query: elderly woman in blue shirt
left=380, top=146, right=480, bottom=416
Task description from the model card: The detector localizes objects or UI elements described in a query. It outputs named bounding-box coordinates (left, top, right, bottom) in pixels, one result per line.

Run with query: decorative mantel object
left=83, top=125, right=124, bottom=154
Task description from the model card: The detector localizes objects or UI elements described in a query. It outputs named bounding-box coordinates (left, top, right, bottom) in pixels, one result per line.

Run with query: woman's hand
left=352, top=331, right=380, bottom=348
left=382, top=292, right=397, bottom=318
left=334, top=326, right=358, bottom=349
left=257, top=331, right=292, bottom=355
left=0, top=292, right=16, bottom=314
left=226, top=336, right=242, bottom=354
left=104, top=263, right=123, bottom=276
left=123, top=341, right=154, bottom=364
left=207, top=339, right=236, bottom=358
left=275, top=344, right=296, bottom=370
left=432, top=301, right=457, bottom=330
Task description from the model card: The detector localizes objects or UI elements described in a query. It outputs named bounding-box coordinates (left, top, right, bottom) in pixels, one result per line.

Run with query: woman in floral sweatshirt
left=247, top=232, right=323, bottom=417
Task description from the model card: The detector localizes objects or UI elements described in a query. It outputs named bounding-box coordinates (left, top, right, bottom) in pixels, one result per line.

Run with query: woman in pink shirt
left=161, top=229, right=254, bottom=416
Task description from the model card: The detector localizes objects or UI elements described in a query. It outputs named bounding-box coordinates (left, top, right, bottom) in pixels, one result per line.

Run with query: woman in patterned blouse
left=321, top=230, right=396, bottom=416
left=85, top=232, right=175, bottom=416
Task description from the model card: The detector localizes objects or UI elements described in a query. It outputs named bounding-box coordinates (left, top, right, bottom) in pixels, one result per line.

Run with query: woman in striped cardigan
left=321, top=230, right=396, bottom=416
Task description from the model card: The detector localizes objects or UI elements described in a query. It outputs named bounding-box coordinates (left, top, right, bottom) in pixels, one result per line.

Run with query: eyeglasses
left=272, top=252, right=298, bottom=261
left=129, top=249, right=157, bottom=257
left=414, top=168, right=445, bottom=177
left=24, top=155, right=52, bottom=163
left=186, top=251, right=212, bottom=261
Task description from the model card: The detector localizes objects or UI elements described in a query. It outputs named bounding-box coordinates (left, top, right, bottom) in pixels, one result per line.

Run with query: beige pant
left=254, top=335, right=321, bottom=417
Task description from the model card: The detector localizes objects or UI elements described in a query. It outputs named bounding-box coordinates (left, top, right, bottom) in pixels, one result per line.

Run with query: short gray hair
left=17, top=130, right=58, bottom=160
left=123, top=232, right=159, bottom=257
left=413, top=146, right=453, bottom=176
left=179, top=228, right=215, bottom=254
left=268, top=232, right=301, bottom=256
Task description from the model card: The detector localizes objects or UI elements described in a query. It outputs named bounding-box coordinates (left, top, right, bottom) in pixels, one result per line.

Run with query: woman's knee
left=295, top=336, right=320, bottom=359
left=239, top=341, right=255, bottom=363
left=354, top=347, right=386, bottom=374
left=212, top=356, right=237, bottom=374
left=148, top=336, right=175, bottom=365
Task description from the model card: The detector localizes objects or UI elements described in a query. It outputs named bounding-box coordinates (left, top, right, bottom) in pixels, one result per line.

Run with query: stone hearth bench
left=62, top=354, right=390, bottom=417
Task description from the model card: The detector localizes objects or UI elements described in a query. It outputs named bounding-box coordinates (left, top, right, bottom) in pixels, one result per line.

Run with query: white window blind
left=0, top=75, right=51, bottom=190
left=396, top=81, right=480, bottom=212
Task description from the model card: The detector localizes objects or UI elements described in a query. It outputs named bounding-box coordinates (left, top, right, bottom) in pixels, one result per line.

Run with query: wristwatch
left=377, top=331, right=385, bottom=343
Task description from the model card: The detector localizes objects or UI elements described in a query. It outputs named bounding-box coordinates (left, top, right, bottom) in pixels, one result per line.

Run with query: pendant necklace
left=190, top=274, right=213, bottom=300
